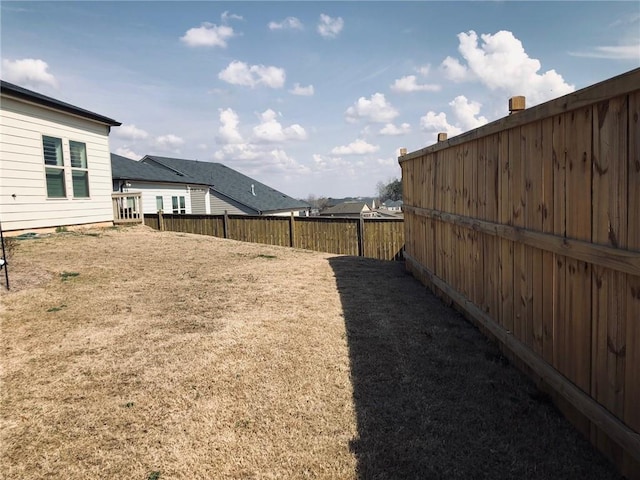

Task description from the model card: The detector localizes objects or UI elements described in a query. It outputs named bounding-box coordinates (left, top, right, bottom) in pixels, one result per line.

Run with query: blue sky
left=2, top=1, right=639, bottom=199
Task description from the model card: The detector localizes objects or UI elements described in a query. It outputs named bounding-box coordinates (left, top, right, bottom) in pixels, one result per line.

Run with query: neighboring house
left=326, top=197, right=377, bottom=210
left=0, top=81, right=121, bottom=233
left=111, top=154, right=211, bottom=215
left=140, top=155, right=309, bottom=216
left=382, top=199, right=403, bottom=211
left=320, top=201, right=378, bottom=218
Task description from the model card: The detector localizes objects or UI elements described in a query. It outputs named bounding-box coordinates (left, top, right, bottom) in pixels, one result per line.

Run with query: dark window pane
left=69, top=141, right=87, bottom=168
left=46, top=168, right=66, bottom=197
left=72, top=170, right=89, bottom=197
left=42, top=136, right=63, bottom=166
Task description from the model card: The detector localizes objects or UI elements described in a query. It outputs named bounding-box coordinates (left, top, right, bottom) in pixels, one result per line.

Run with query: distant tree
left=376, top=178, right=402, bottom=203
left=305, top=194, right=330, bottom=211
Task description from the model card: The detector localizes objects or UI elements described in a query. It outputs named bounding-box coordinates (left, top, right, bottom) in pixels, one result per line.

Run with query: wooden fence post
left=358, top=217, right=365, bottom=257
left=158, top=211, right=164, bottom=231
left=223, top=210, right=229, bottom=239
left=437, top=132, right=448, bottom=142
left=289, top=212, right=296, bottom=248
left=509, top=96, right=526, bottom=114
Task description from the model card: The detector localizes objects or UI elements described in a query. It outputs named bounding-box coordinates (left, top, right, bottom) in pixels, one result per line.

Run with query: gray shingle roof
left=111, top=154, right=207, bottom=185
left=320, top=201, right=369, bottom=215
left=1, top=80, right=121, bottom=126
left=142, top=155, right=309, bottom=213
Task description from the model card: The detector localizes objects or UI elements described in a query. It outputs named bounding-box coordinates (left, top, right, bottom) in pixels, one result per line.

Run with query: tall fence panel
left=400, top=68, right=640, bottom=478
left=143, top=213, right=404, bottom=261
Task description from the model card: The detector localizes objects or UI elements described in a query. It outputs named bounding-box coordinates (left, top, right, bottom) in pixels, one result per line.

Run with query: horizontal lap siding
left=1, top=96, right=114, bottom=231
left=124, top=182, right=192, bottom=215
left=400, top=69, right=640, bottom=477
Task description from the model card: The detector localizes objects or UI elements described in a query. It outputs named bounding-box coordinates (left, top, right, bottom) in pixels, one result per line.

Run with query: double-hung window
left=172, top=196, right=186, bottom=214
left=42, top=136, right=90, bottom=199
left=42, top=136, right=66, bottom=198
left=69, top=141, right=89, bottom=197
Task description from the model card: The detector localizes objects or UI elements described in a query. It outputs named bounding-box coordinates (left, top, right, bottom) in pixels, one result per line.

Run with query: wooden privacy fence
left=144, top=212, right=404, bottom=261
left=400, top=68, right=640, bottom=478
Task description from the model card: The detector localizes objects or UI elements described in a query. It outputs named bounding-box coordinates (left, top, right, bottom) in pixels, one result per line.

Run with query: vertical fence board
left=541, top=117, right=555, bottom=363
left=498, top=130, right=514, bottom=332
left=552, top=113, right=567, bottom=372
left=526, top=121, right=544, bottom=354
left=565, top=107, right=593, bottom=396
left=592, top=97, right=629, bottom=432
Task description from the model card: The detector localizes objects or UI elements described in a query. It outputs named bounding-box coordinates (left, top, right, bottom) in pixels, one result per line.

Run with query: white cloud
left=312, top=154, right=349, bottom=172
left=568, top=44, right=640, bottom=60
left=180, top=23, right=235, bottom=48
left=345, top=93, right=398, bottom=123
left=289, top=83, right=314, bottom=96
left=317, top=14, right=344, bottom=38
left=440, top=30, right=575, bottom=105
left=155, top=134, right=184, bottom=150
left=379, top=123, right=411, bottom=136
left=269, top=17, right=303, bottom=30
left=418, top=64, right=431, bottom=77
left=440, top=56, right=469, bottom=82
left=1, top=58, right=57, bottom=88
left=252, top=109, right=307, bottom=142
left=390, top=75, right=441, bottom=93
left=221, top=11, right=243, bottom=22
left=115, top=147, right=141, bottom=160
left=331, top=139, right=379, bottom=155
left=213, top=144, right=309, bottom=175
left=113, top=124, right=149, bottom=141
left=217, top=108, right=243, bottom=144
left=448, top=96, right=488, bottom=130
left=420, top=112, right=462, bottom=138
left=218, top=61, right=286, bottom=88
left=213, top=143, right=261, bottom=162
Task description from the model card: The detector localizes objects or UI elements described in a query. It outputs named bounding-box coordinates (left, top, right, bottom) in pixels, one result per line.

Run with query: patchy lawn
left=0, top=226, right=621, bottom=479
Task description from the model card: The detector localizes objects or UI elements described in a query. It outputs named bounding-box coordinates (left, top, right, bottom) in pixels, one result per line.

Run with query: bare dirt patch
left=0, top=226, right=621, bottom=479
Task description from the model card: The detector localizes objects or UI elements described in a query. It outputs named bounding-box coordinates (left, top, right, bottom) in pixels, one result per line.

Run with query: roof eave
left=1, top=82, right=121, bottom=127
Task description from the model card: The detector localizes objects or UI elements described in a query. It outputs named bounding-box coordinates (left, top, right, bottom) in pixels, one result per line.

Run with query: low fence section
left=144, top=212, right=404, bottom=261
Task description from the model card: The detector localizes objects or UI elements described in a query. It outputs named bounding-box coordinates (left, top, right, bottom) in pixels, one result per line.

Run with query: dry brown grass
left=0, top=226, right=621, bottom=479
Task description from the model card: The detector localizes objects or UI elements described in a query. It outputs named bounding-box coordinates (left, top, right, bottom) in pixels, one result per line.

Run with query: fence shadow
left=328, top=256, right=620, bottom=480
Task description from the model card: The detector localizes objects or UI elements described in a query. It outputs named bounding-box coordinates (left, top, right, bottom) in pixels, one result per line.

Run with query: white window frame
left=172, top=195, right=186, bottom=214
left=42, top=135, right=66, bottom=198
left=42, top=135, right=91, bottom=199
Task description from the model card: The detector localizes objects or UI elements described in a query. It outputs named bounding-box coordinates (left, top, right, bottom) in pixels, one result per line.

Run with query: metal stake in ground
left=0, top=220, right=9, bottom=290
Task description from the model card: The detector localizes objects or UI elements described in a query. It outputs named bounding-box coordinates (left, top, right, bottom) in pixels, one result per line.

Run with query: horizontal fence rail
left=143, top=212, right=404, bottom=261
left=400, top=68, right=640, bottom=478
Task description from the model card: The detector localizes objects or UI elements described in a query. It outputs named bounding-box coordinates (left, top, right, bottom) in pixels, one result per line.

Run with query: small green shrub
left=60, top=271, right=80, bottom=281
left=47, top=304, right=67, bottom=313
left=148, top=472, right=161, bottom=480
left=55, top=226, right=68, bottom=233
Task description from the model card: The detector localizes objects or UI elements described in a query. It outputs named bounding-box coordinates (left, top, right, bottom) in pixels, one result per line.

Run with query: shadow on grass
left=329, top=256, right=621, bottom=480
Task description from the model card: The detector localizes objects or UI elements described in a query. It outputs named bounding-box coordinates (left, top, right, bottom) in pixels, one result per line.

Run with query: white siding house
left=111, top=154, right=211, bottom=215
left=141, top=155, right=309, bottom=216
left=0, top=81, right=121, bottom=233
